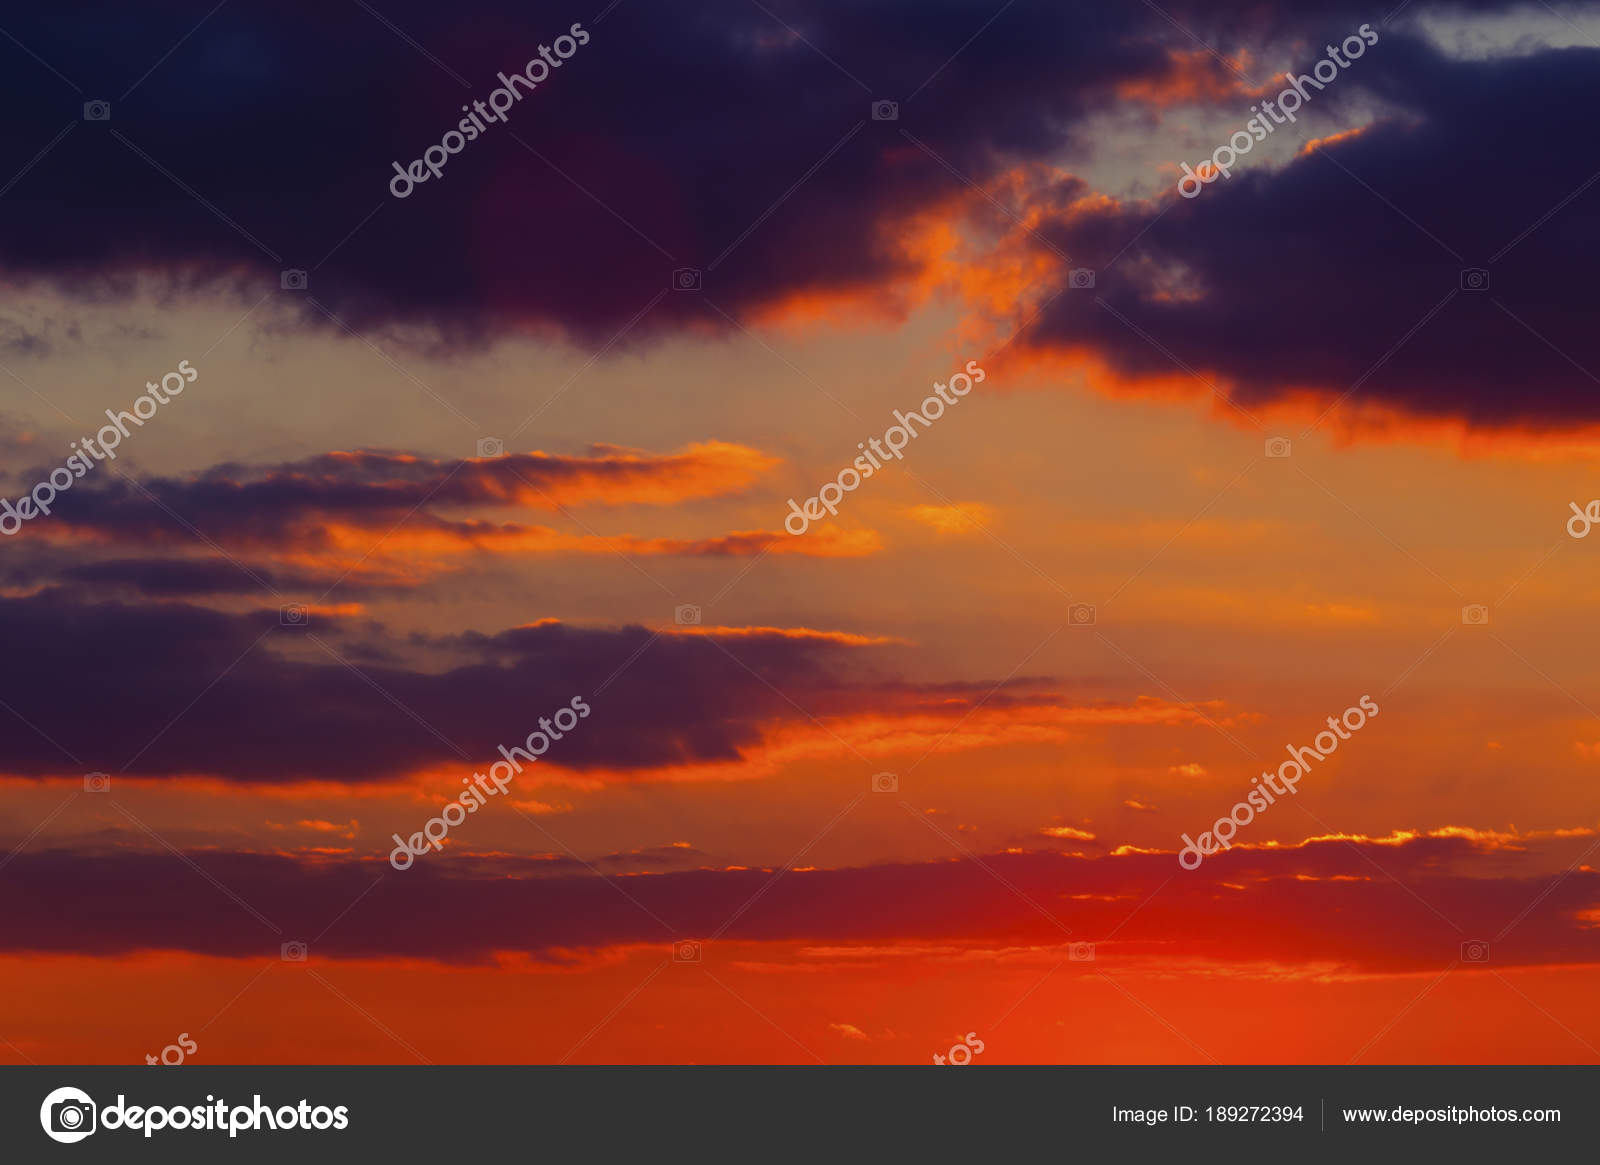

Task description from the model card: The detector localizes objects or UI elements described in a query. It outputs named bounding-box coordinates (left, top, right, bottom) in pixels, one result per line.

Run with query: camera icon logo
left=40, top=1087, right=97, bottom=1143
left=1460, top=267, right=1489, bottom=292
left=1462, top=604, right=1489, bottom=625
left=871, top=772, right=898, bottom=793
left=476, top=437, right=505, bottom=458
left=871, top=99, right=899, bottom=121
left=674, top=603, right=701, bottom=626
left=84, top=772, right=110, bottom=793
left=279, top=603, right=308, bottom=627
left=1461, top=939, right=1490, bottom=963
left=280, top=269, right=308, bottom=291
left=673, top=940, right=702, bottom=963
left=1069, top=941, right=1096, bottom=961
left=83, top=100, right=111, bottom=122
left=672, top=267, right=702, bottom=291
left=1068, top=602, right=1096, bottom=626
left=1069, top=267, right=1096, bottom=289
left=1265, top=436, right=1291, bottom=458
left=281, top=940, right=308, bottom=962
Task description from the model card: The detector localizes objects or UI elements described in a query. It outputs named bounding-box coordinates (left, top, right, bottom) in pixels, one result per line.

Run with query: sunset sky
left=3, top=0, right=1600, bottom=1064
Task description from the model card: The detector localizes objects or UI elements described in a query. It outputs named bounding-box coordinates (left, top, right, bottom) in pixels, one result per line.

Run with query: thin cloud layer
left=0, top=592, right=1142, bottom=781
left=9, top=441, right=874, bottom=583
left=3, top=831, right=1593, bottom=972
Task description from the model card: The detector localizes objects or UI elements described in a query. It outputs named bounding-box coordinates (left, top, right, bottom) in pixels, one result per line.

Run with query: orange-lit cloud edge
left=737, top=159, right=1600, bottom=461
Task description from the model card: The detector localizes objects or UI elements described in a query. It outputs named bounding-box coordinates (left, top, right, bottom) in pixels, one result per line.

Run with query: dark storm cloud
left=0, top=590, right=871, bottom=779
left=3, top=442, right=772, bottom=559
left=1020, top=35, right=1600, bottom=427
left=0, top=0, right=1164, bottom=342
left=0, top=589, right=1056, bottom=781
left=0, top=0, right=1458, bottom=341
left=2, top=0, right=1586, bottom=424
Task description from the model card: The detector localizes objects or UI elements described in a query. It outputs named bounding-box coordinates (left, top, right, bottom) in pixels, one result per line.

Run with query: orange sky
left=3, top=0, right=1600, bottom=1066
left=4, top=297, right=1600, bottom=1062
